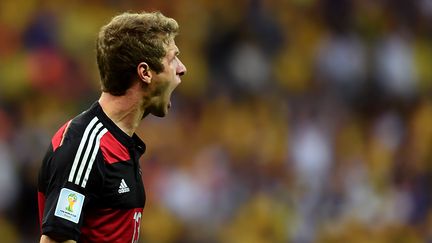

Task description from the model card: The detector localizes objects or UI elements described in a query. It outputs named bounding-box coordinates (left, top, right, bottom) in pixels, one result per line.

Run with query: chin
left=150, top=106, right=168, bottom=117
left=151, top=111, right=167, bottom=117
left=148, top=99, right=171, bottom=117
left=153, top=112, right=167, bottom=118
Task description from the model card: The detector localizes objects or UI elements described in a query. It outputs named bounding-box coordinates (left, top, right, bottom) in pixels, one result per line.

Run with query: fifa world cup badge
left=54, top=188, right=85, bottom=224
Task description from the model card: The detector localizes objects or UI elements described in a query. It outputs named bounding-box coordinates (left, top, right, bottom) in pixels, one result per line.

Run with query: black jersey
left=38, top=102, right=146, bottom=242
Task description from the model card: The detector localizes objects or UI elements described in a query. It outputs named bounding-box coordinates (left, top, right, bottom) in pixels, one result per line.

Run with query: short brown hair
left=96, top=12, right=179, bottom=96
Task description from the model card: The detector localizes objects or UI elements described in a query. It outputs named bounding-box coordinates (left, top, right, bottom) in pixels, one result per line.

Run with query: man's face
left=148, top=39, right=186, bottom=117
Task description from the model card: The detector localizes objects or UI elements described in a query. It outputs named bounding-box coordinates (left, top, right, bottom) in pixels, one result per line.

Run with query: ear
left=137, top=62, right=152, bottom=84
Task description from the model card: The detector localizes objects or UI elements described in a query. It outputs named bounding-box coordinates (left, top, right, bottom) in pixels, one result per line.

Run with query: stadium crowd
left=0, top=0, right=432, bottom=242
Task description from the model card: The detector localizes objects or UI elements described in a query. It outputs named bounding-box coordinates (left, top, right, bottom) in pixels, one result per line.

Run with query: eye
left=171, top=56, right=179, bottom=65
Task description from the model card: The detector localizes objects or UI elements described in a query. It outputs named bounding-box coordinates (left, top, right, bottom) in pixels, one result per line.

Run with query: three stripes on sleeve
left=68, top=117, right=108, bottom=188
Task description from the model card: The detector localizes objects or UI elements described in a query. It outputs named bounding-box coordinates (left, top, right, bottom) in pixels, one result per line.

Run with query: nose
left=177, top=59, right=187, bottom=76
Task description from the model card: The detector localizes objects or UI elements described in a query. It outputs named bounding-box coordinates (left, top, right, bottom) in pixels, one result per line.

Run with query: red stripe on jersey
left=80, top=208, right=143, bottom=243
left=38, top=191, right=45, bottom=233
left=100, top=131, right=130, bottom=164
left=51, top=120, right=71, bottom=151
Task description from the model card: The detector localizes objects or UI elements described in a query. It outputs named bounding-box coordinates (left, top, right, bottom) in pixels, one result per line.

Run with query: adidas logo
left=118, top=179, right=130, bottom=193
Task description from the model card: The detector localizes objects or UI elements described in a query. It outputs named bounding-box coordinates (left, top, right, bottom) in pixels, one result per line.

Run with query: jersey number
left=132, top=212, right=142, bottom=243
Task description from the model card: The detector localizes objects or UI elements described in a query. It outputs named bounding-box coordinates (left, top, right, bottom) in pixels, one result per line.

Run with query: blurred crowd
left=1, top=0, right=432, bottom=242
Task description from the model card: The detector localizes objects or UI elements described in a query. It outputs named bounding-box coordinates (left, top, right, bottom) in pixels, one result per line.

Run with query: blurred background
left=1, top=0, right=432, bottom=242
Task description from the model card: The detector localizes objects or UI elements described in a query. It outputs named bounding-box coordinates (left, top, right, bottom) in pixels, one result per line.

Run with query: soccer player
left=38, top=11, right=186, bottom=242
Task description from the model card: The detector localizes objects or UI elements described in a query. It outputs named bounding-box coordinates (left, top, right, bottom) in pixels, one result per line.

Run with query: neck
left=98, top=84, right=146, bottom=137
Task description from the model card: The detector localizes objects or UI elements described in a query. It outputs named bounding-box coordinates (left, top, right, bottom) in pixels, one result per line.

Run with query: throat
left=99, top=93, right=144, bottom=137
left=111, top=115, right=140, bottom=137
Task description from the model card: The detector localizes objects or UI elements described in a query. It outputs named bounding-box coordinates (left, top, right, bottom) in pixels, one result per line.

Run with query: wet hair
left=96, top=11, right=179, bottom=95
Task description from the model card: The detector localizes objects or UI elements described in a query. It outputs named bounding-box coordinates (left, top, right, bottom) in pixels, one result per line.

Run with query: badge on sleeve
left=54, top=188, right=85, bottom=224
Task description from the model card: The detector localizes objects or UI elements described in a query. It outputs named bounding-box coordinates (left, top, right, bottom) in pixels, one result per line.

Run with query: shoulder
left=49, top=103, right=132, bottom=165
left=52, top=110, right=105, bottom=152
left=51, top=120, right=72, bottom=152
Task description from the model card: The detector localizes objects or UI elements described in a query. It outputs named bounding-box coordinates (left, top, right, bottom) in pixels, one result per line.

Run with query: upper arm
left=38, top=124, right=105, bottom=241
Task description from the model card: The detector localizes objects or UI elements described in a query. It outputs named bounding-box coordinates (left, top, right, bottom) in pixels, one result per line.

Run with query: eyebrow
left=169, top=50, right=179, bottom=61
left=167, top=46, right=179, bottom=58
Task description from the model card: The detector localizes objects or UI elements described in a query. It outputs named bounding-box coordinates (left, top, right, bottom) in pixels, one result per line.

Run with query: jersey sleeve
left=38, top=126, right=105, bottom=242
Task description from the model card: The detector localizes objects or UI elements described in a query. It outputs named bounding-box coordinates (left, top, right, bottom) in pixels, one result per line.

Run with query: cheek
left=169, top=60, right=180, bottom=74
left=153, top=83, right=166, bottom=96
left=169, top=65, right=177, bottom=76
left=156, top=80, right=172, bottom=96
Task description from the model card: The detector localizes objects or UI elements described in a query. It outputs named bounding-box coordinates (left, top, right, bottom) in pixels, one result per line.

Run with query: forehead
left=165, top=39, right=178, bottom=53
